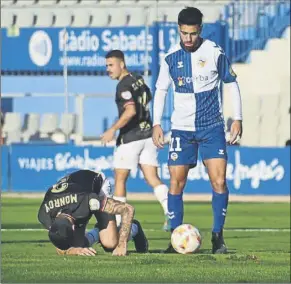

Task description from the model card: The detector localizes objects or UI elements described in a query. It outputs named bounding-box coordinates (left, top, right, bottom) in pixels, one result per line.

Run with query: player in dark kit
left=38, top=170, right=148, bottom=256
left=101, top=50, right=170, bottom=231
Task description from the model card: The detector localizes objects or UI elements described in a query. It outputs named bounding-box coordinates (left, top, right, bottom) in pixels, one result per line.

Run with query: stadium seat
left=136, top=0, right=157, bottom=6
left=260, top=95, right=280, bottom=116
left=126, top=7, right=146, bottom=26
left=1, top=0, right=14, bottom=7
left=202, top=5, right=224, bottom=23
left=108, top=8, right=128, bottom=26
left=239, top=3, right=261, bottom=26
left=264, top=2, right=278, bottom=18
left=71, top=9, right=91, bottom=27
left=239, top=95, right=261, bottom=146
left=162, top=7, right=179, bottom=22
left=22, top=113, right=40, bottom=143
left=59, top=113, right=76, bottom=136
left=13, top=0, right=37, bottom=6
left=277, top=113, right=290, bottom=146
left=78, top=0, right=99, bottom=5
left=117, top=0, right=138, bottom=5
left=1, top=10, right=15, bottom=27
left=6, top=131, right=22, bottom=145
left=36, top=0, right=57, bottom=6
left=98, top=0, right=118, bottom=5
left=14, top=9, right=35, bottom=27
left=240, top=116, right=260, bottom=146
left=156, top=0, right=179, bottom=4
left=34, top=9, right=54, bottom=27
left=52, top=9, right=74, bottom=27
left=258, top=116, right=280, bottom=146
left=2, top=112, right=22, bottom=138
left=57, top=0, right=79, bottom=6
left=89, top=9, right=110, bottom=26
left=147, top=6, right=167, bottom=23
left=279, top=77, right=290, bottom=110
left=39, top=113, right=58, bottom=137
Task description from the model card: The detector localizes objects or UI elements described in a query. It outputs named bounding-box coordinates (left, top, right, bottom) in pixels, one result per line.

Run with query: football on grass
left=171, top=224, right=202, bottom=254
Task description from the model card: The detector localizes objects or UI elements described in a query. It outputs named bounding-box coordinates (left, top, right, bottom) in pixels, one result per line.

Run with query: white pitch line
left=1, top=228, right=290, bottom=232
left=224, top=228, right=290, bottom=232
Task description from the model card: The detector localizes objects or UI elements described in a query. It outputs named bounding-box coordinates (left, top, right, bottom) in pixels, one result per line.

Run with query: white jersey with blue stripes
left=155, top=39, right=237, bottom=131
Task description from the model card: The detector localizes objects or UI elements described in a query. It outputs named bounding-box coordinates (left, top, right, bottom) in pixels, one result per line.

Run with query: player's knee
left=115, top=169, right=130, bottom=182
left=211, top=179, right=226, bottom=193
left=100, top=235, right=118, bottom=250
left=144, top=175, right=161, bottom=188
left=101, top=239, right=118, bottom=251
left=170, top=178, right=186, bottom=194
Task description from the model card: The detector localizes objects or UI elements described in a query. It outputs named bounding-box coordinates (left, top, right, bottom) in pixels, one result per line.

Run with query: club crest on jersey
left=121, top=91, right=132, bottom=100
left=170, top=152, right=178, bottom=161
left=177, top=61, right=184, bottom=68
left=197, top=58, right=206, bottom=68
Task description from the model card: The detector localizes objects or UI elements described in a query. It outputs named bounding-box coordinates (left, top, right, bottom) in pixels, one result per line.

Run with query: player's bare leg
left=113, top=168, right=130, bottom=226
left=204, top=158, right=228, bottom=254
left=97, top=213, right=119, bottom=251
left=94, top=211, right=148, bottom=253
left=164, top=165, right=189, bottom=253
left=140, top=164, right=170, bottom=231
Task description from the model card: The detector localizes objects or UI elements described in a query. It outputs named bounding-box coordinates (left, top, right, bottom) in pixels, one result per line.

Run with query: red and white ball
left=171, top=224, right=202, bottom=254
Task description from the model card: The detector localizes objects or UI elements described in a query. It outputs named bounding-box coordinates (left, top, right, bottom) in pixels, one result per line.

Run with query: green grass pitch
left=1, top=198, right=290, bottom=283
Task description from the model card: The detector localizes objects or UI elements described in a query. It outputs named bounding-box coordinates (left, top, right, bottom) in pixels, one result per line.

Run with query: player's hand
left=229, top=120, right=243, bottom=145
left=152, top=125, right=164, bottom=148
left=101, top=128, right=116, bottom=145
left=67, top=247, right=97, bottom=256
left=112, top=243, right=127, bottom=256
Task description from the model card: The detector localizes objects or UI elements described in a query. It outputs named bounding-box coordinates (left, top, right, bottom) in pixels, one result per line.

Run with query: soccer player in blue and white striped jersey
left=152, top=7, right=243, bottom=254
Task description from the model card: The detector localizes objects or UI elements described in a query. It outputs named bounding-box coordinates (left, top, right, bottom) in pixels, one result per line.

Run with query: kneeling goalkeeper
left=38, top=169, right=148, bottom=256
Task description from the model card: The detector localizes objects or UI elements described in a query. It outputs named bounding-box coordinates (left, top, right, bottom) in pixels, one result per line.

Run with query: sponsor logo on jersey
left=176, top=75, right=209, bottom=86
left=177, top=77, right=184, bottom=86
left=89, top=198, right=100, bottom=211
left=121, top=91, right=132, bottom=100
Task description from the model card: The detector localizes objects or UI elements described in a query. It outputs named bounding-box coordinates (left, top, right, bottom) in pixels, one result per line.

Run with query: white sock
left=85, top=227, right=100, bottom=246
left=113, top=196, right=127, bottom=227
left=153, top=184, right=169, bottom=215
left=127, top=223, right=139, bottom=241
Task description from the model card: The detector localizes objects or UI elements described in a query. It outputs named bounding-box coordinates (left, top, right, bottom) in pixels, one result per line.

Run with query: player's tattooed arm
left=103, top=198, right=135, bottom=256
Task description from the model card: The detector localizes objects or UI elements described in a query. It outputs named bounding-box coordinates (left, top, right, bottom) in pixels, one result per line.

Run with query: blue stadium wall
left=1, top=144, right=290, bottom=195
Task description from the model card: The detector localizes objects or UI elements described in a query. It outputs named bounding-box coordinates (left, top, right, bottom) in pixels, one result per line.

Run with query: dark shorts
left=72, top=213, right=115, bottom=248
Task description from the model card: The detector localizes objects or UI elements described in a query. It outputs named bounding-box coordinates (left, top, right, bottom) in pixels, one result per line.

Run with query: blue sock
left=168, top=192, right=184, bottom=231
left=212, top=189, right=229, bottom=233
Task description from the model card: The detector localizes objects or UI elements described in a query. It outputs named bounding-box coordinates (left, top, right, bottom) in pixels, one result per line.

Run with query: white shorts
left=113, top=138, right=159, bottom=170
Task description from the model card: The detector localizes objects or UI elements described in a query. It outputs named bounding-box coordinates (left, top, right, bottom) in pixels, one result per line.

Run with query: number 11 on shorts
left=169, top=137, right=182, bottom=152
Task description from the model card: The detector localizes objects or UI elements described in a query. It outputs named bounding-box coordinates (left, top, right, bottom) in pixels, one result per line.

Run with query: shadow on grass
left=127, top=248, right=237, bottom=255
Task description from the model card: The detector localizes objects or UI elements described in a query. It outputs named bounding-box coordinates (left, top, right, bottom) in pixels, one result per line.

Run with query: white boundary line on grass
left=1, top=228, right=290, bottom=232
left=2, top=193, right=290, bottom=202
